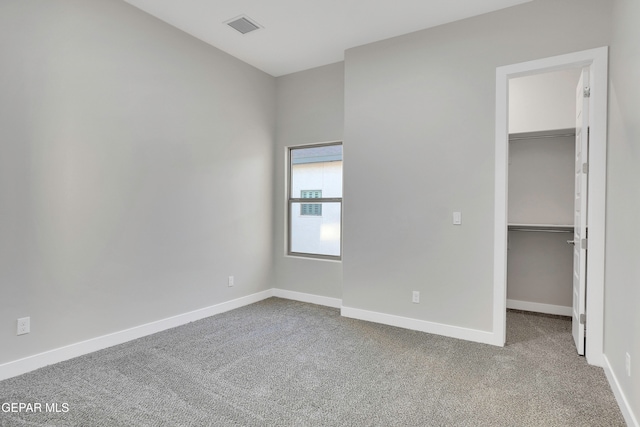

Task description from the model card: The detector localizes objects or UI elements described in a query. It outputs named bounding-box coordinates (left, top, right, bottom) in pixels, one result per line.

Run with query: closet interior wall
left=507, top=131, right=575, bottom=315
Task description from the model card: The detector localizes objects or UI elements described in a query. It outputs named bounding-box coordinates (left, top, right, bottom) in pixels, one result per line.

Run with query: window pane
left=291, top=145, right=342, bottom=198
left=291, top=202, right=341, bottom=257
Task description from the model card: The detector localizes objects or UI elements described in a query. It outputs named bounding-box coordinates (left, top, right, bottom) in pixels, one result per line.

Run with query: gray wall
left=0, top=0, right=275, bottom=364
left=342, top=0, right=611, bottom=331
left=508, top=136, right=575, bottom=225
left=273, top=63, right=344, bottom=298
left=507, top=231, right=573, bottom=307
left=607, top=0, right=640, bottom=418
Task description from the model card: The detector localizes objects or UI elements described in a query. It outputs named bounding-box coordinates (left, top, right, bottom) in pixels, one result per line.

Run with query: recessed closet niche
left=507, top=69, right=582, bottom=316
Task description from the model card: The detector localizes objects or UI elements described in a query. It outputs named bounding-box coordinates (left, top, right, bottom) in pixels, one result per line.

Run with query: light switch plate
left=453, top=211, right=462, bottom=225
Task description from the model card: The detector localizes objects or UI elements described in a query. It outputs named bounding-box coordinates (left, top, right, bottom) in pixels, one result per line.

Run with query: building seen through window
left=300, top=190, right=322, bottom=216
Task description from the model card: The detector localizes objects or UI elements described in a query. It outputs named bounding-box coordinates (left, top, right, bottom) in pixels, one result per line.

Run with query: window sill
left=285, top=254, right=342, bottom=263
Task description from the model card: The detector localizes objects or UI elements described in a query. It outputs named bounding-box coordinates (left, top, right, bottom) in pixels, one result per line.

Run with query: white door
left=572, top=67, right=589, bottom=355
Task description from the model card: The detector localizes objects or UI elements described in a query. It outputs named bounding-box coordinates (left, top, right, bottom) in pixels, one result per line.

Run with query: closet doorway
left=507, top=68, right=586, bottom=353
left=493, top=47, right=608, bottom=366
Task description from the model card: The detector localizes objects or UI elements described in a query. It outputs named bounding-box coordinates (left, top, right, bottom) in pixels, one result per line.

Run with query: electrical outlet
left=17, top=317, right=30, bottom=336
left=412, top=291, right=420, bottom=304
left=228, top=276, right=234, bottom=287
left=626, top=352, right=631, bottom=377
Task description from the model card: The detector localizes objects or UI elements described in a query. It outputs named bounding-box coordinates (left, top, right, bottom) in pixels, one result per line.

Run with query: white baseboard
left=603, top=355, right=639, bottom=427
left=506, top=299, right=572, bottom=316
left=5, top=290, right=570, bottom=382
left=272, top=288, right=342, bottom=308
left=341, top=306, right=497, bottom=346
left=0, top=290, right=274, bottom=381
left=3, top=288, right=633, bottom=425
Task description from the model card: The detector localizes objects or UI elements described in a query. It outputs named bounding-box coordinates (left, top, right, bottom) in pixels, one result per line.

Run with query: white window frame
left=287, top=141, right=343, bottom=260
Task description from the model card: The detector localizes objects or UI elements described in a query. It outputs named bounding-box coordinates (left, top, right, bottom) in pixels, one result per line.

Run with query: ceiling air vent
left=226, top=15, right=262, bottom=35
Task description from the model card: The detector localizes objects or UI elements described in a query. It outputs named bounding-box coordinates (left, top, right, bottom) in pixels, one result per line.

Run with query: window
left=300, top=190, right=322, bottom=216
left=288, top=143, right=342, bottom=259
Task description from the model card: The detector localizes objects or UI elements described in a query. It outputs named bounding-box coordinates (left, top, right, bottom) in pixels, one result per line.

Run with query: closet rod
left=509, top=133, right=575, bottom=141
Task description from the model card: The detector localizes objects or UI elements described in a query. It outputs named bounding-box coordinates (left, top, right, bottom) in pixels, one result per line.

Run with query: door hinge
left=582, top=163, right=589, bottom=174
left=580, top=313, right=586, bottom=324
left=583, top=87, right=591, bottom=98
left=582, top=238, right=588, bottom=250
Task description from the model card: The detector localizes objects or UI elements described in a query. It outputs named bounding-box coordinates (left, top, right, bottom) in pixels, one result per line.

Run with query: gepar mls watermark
left=2, top=402, right=69, bottom=413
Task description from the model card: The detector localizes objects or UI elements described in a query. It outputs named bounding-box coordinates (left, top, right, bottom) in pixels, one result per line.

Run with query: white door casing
left=572, top=67, right=589, bottom=355
left=494, top=47, right=608, bottom=366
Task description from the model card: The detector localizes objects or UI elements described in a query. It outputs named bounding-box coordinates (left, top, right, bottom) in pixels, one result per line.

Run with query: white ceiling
left=122, top=0, right=532, bottom=77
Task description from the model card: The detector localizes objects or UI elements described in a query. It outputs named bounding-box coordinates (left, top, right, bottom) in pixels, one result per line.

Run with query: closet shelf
left=508, top=223, right=574, bottom=233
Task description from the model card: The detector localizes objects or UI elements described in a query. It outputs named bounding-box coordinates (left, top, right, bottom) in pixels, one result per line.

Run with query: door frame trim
left=493, top=47, right=608, bottom=366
